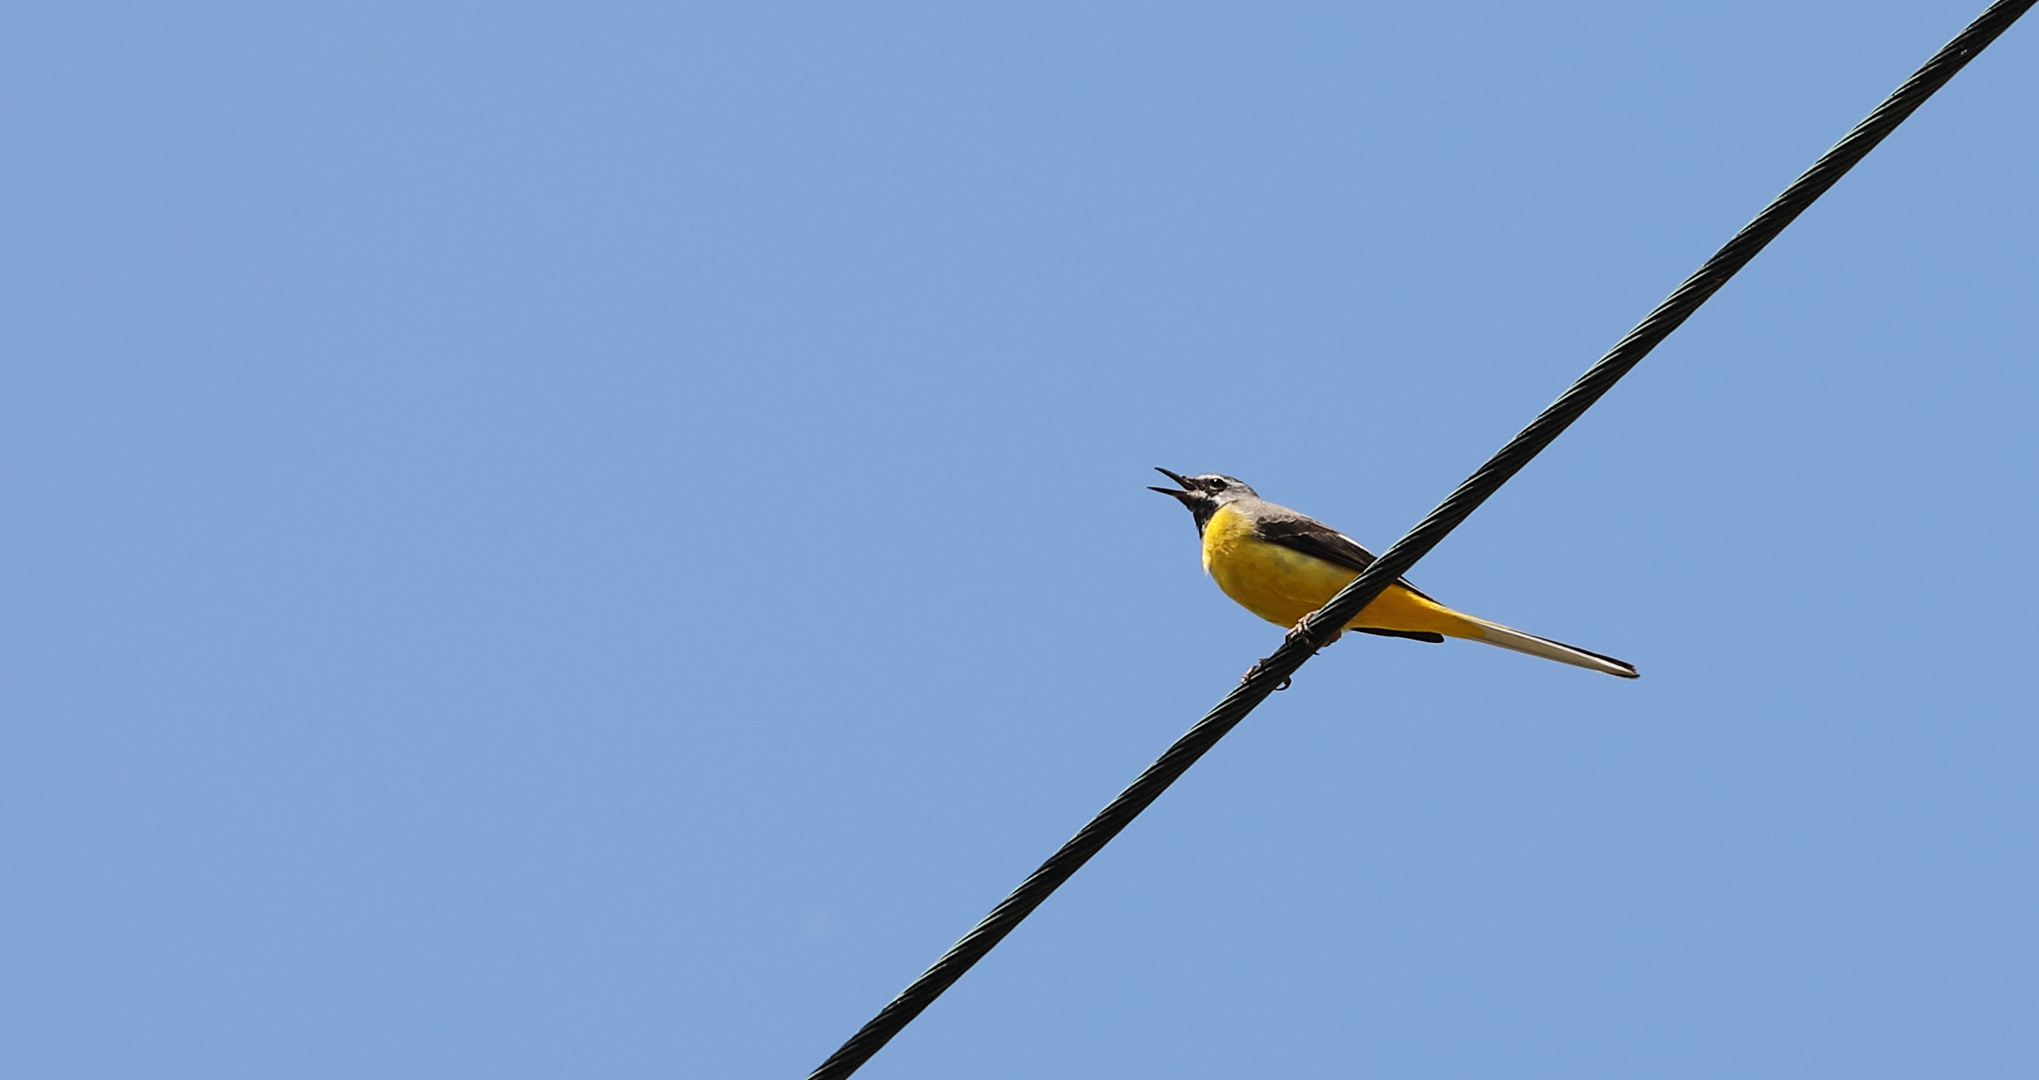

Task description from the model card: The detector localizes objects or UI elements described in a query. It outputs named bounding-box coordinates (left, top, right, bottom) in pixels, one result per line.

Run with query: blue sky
left=4, top=3, right=2035, bottom=1077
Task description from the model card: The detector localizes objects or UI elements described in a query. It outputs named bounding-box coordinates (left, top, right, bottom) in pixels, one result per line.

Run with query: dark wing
left=1252, top=504, right=1438, bottom=602
left=1254, top=514, right=1375, bottom=571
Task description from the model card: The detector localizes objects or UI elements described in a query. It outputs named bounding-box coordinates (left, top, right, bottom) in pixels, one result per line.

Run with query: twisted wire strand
left=806, top=4, right=2033, bottom=1076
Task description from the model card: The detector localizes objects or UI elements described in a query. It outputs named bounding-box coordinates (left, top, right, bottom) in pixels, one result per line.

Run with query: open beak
left=1149, top=467, right=1194, bottom=500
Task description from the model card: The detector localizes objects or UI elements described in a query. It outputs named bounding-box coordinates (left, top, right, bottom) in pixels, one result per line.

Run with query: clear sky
left=5, top=3, right=2035, bottom=1077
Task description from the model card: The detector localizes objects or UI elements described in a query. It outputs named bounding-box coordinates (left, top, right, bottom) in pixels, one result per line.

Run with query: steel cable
left=806, top=3, right=2033, bottom=1076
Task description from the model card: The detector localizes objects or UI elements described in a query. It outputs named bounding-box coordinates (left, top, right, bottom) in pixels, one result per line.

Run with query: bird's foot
left=1285, top=621, right=1341, bottom=651
left=1240, top=622, right=1341, bottom=689
left=1240, top=659, right=1291, bottom=690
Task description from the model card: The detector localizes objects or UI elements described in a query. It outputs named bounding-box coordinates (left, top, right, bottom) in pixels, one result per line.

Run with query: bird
left=1150, top=469, right=1637, bottom=678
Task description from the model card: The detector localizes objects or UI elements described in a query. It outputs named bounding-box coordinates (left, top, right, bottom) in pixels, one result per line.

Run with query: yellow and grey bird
left=1151, top=469, right=1637, bottom=678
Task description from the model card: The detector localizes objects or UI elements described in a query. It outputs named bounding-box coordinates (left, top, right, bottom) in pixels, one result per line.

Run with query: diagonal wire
left=805, top=2, right=2034, bottom=1077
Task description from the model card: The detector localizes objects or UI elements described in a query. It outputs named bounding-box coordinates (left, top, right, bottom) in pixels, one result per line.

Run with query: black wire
left=805, top=3, right=2034, bottom=1077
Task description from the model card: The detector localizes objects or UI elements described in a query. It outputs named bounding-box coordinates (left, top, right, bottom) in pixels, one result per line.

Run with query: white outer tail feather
left=1467, top=617, right=1639, bottom=678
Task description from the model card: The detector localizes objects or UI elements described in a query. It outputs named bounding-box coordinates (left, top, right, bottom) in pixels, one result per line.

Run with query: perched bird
left=1150, top=469, right=1637, bottom=678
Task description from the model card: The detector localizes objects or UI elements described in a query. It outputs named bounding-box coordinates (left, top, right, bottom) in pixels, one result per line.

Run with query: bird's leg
left=1241, top=621, right=1342, bottom=689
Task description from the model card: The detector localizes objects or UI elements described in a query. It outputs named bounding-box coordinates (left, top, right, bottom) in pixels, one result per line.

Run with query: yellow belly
left=1200, top=503, right=1482, bottom=637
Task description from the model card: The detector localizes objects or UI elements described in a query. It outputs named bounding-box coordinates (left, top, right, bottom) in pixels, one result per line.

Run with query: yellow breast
left=1199, top=502, right=1478, bottom=637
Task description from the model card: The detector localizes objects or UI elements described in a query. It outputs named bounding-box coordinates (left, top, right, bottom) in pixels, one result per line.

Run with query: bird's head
left=1149, top=468, right=1257, bottom=534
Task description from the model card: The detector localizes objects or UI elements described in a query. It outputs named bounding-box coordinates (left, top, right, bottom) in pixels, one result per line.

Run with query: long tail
left=1463, top=616, right=1638, bottom=678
